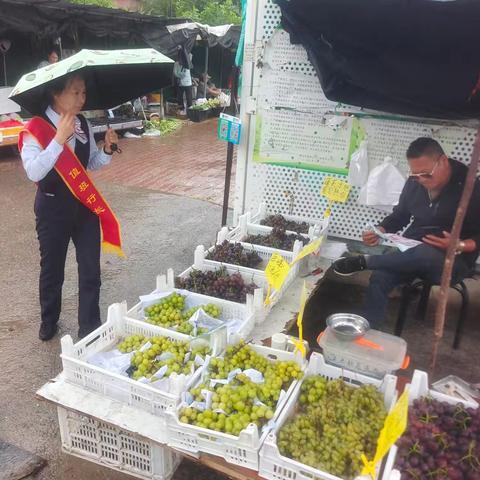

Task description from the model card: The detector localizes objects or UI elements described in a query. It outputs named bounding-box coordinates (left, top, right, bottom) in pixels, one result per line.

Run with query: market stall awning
left=166, top=22, right=240, bottom=52
left=275, top=0, right=480, bottom=119
left=0, top=0, right=185, bottom=55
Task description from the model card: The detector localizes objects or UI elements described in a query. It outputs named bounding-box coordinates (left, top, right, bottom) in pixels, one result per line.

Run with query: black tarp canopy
left=0, top=0, right=185, bottom=56
left=0, top=0, right=240, bottom=84
left=275, top=0, right=480, bottom=119
left=0, top=0, right=239, bottom=56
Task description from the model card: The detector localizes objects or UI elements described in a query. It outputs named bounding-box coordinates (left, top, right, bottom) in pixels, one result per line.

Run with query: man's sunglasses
left=408, top=155, right=443, bottom=180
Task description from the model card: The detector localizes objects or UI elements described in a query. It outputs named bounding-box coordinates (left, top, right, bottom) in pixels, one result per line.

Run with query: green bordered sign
left=218, top=113, right=242, bottom=145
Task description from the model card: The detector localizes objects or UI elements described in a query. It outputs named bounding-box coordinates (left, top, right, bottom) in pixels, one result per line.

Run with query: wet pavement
left=92, top=118, right=235, bottom=206
left=0, top=123, right=232, bottom=480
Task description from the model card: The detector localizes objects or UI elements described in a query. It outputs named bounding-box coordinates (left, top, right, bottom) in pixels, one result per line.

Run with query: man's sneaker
left=39, top=323, right=58, bottom=341
left=332, top=256, right=367, bottom=276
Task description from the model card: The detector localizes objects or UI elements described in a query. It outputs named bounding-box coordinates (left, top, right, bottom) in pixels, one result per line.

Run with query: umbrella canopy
left=9, top=48, right=174, bottom=115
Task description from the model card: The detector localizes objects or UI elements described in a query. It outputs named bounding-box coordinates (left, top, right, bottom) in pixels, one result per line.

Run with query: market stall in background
left=34, top=0, right=480, bottom=480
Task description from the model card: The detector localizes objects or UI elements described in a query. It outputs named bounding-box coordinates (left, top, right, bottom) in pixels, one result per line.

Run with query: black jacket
left=379, top=159, right=480, bottom=268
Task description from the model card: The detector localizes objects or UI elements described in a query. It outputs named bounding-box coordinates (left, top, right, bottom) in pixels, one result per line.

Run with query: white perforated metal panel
left=233, top=0, right=479, bottom=241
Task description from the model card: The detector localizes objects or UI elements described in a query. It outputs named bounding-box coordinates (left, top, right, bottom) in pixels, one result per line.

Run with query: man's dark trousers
left=34, top=188, right=101, bottom=334
left=363, top=244, right=470, bottom=327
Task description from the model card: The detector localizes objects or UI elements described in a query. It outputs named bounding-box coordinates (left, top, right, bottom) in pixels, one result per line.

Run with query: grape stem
left=460, top=441, right=480, bottom=470
left=419, top=412, right=438, bottom=424
left=407, top=441, right=422, bottom=457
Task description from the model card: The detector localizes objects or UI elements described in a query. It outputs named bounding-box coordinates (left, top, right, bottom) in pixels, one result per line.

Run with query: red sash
left=19, top=116, right=125, bottom=257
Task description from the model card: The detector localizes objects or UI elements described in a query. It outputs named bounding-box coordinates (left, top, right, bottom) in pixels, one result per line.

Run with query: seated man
left=196, top=73, right=221, bottom=99
left=333, top=137, right=480, bottom=327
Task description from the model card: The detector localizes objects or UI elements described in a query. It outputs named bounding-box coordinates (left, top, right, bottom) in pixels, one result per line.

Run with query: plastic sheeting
left=0, top=1, right=239, bottom=58
left=275, top=0, right=480, bottom=119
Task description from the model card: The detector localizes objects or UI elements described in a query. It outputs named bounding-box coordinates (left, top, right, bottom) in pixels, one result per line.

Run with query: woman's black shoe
left=39, top=323, right=58, bottom=341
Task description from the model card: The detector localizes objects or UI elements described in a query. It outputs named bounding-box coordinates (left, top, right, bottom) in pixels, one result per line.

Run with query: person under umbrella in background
left=37, top=48, right=59, bottom=69
left=20, top=73, right=119, bottom=341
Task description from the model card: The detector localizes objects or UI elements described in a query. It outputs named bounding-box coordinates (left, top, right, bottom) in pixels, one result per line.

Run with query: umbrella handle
left=110, top=142, right=122, bottom=154
left=104, top=110, right=122, bottom=154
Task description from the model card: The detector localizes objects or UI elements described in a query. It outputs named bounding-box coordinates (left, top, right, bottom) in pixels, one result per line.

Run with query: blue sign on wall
left=218, top=113, right=242, bottom=145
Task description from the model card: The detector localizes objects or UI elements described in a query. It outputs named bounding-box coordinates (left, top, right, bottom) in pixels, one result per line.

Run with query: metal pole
left=203, top=42, right=209, bottom=98
left=2, top=53, right=7, bottom=86
left=430, top=128, right=480, bottom=371
left=221, top=66, right=240, bottom=226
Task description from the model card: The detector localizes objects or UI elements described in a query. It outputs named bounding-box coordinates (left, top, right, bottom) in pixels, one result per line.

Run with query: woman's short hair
left=43, top=73, right=83, bottom=107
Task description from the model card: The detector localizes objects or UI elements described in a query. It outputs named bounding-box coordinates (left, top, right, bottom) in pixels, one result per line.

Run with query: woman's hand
left=104, top=128, right=119, bottom=154
left=54, top=112, right=75, bottom=145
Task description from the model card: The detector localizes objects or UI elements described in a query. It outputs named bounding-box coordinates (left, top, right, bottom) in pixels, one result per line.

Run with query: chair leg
left=453, top=281, right=469, bottom=350
left=395, top=284, right=413, bottom=337
left=416, top=283, right=431, bottom=321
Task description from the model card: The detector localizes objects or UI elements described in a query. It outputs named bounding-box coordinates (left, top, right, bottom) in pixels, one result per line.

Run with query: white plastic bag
left=348, top=140, right=369, bottom=187
left=358, top=156, right=405, bottom=212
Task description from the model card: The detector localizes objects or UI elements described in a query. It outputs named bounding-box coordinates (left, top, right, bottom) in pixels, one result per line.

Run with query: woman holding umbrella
left=20, top=73, right=119, bottom=341
left=11, top=47, right=175, bottom=341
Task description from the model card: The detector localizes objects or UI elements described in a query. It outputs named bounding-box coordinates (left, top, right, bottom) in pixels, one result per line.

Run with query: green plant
left=69, top=0, right=115, bottom=7
left=144, top=118, right=183, bottom=135
left=190, top=98, right=221, bottom=111
left=142, top=0, right=241, bottom=26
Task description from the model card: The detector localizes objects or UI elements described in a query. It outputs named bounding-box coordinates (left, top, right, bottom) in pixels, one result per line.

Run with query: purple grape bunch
left=394, top=397, right=480, bottom=480
left=245, top=227, right=309, bottom=250
left=175, top=267, right=257, bottom=303
left=260, top=214, right=310, bottom=234
left=206, top=241, right=262, bottom=268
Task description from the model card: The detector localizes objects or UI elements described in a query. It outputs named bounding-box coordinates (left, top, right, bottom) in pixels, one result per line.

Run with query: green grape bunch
left=117, top=334, right=147, bottom=353
left=117, top=335, right=212, bottom=382
left=143, top=293, right=222, bottom=336
left=278, top=376, right=386, bottom=480
left=179, top=342, right=303, bottom=437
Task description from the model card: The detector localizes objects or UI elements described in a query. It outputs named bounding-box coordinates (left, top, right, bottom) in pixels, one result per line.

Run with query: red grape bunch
left=175, top=267, right=257, bottom=303
left=245, top=227, right=309, bottom=250
left=260, top=214, right=310, bottom=234
left=206, top=241, right=262, bottom=268
left=394, top=397, right=480, bottom=480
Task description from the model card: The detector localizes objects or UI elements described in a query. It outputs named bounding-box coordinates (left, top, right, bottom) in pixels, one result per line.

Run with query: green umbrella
left=9, top=48, right=174, bottom=115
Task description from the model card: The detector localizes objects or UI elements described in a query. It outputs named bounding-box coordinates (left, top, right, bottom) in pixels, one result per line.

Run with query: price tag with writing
left=321, top=177, right=351, bottom=203
left=291, top=236, right=324, bottom=265
left=265, top=253, right=291, bottom=291
left=361, top=389, right=409, bottom=478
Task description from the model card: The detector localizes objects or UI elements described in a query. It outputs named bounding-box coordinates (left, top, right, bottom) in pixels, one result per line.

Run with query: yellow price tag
left=265, top=253, right=291, bottom=291
left=321, top=177, right=351, bottom=203
left=291, top=281, right=308, bottom=357
left=291, top=236, right=324, bottom=265
left=361, top=389, right=409, bottom=478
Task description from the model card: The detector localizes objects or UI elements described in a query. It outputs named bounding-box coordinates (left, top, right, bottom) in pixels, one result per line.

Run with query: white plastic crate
left=177, top=256, right=277, bottom=324
left=165, top=343, right=306, bottom=470
left=382, top=369, right=478, bottom=480
left=193, top=243, right=298, bottom=320
left=60, top=302, right=219, bottom=431
left=249, top=202, right=323, bottom=237
left=259, top=352, right=397, bottom=480
left=227, top=214, right=311, bottom=251
left=58, top=406, right=181, bottom=480
left=213, top=227, right=303, bottom=271
left=126, top=270, right=256, bottom=341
